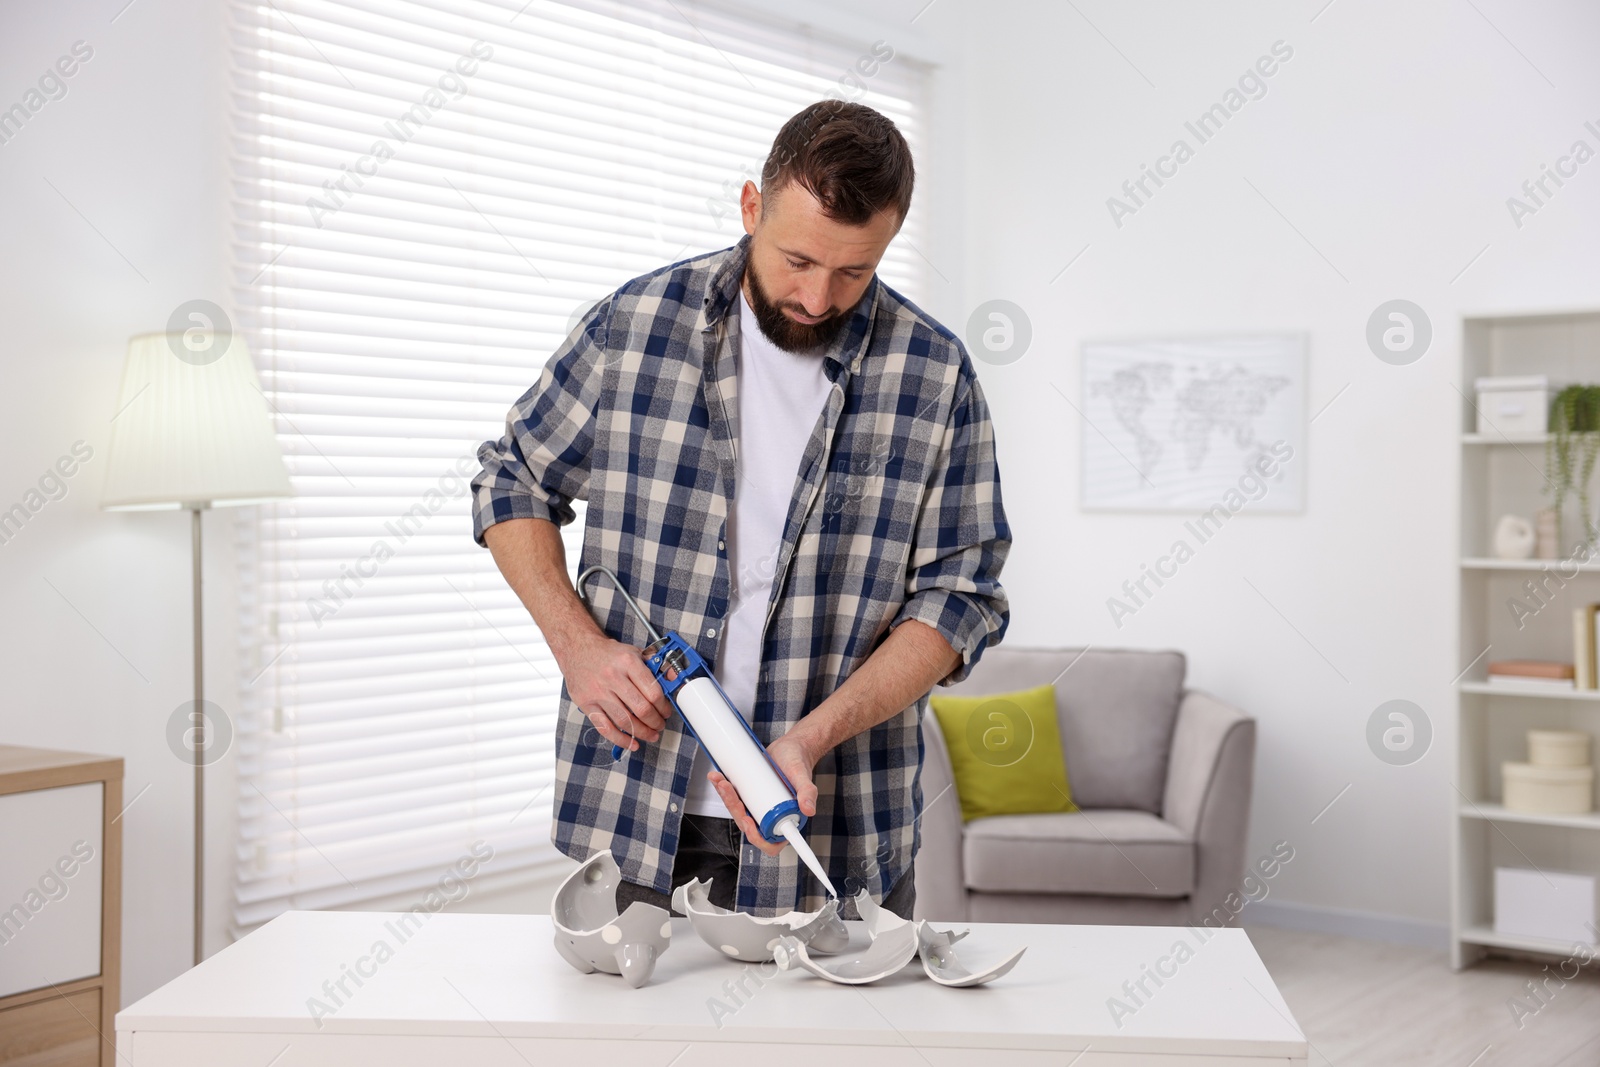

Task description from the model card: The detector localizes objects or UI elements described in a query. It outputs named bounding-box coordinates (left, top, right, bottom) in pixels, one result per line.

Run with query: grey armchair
left=913, top=648, right=1256, bottom=926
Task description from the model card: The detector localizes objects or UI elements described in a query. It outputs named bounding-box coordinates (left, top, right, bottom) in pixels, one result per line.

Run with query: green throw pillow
left=928, top=683, right=1077, bottom=822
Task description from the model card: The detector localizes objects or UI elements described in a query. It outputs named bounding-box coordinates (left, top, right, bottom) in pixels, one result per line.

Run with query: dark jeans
left=614, top=813, right=916, bottom=919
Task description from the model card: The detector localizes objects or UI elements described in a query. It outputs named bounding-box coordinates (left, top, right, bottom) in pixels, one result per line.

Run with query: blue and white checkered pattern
left=473, top=236, right=1010, bottom=914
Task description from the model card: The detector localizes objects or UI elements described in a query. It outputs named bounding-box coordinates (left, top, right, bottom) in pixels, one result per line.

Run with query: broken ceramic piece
left=916, top=921, right=1026, bottom=987
left=773, top=889, right=1024, bottom=987
left=771, top=922, right=920, bottom=984
left=853, top=885, right=909, bottom=936
left=805, top=907, right=851, bottom=954
left=671, top=877, right=848, bottom=962
left=551, top=850, right=672, bottom=988
left=770, top=889, right=920, bottom=984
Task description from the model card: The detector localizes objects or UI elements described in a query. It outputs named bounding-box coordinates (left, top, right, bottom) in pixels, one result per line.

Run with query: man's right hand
left=481, top=519, right=675, bottom=754
left=558, top=634, right=674, bottom=752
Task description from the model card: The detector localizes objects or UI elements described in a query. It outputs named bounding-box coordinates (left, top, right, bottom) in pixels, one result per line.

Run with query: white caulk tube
left=673, top=675, right=839, bottom=899
left=573, top=565, right=838, bottom=899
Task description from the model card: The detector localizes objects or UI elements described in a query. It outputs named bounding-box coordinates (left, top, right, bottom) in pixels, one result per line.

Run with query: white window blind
left=230, top=0, right=928, bottom=933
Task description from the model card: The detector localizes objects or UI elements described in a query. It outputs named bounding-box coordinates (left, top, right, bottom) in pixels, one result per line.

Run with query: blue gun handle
left=609, top=634, right=693, bottom=762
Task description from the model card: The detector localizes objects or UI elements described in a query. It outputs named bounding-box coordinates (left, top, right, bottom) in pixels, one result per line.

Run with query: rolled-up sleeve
left=891, top=368, right=1011, bottom=684
left=471, top=300, right=609, bottom=546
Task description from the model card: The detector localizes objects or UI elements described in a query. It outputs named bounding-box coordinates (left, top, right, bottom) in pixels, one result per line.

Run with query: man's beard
left=744, top=258, right=853, bottom=354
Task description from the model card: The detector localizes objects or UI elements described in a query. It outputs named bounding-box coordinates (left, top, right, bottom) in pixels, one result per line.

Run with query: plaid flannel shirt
left=473, top=235, right=1010, bottom=914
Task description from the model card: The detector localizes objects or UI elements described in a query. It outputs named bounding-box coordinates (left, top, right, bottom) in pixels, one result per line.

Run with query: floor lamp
left=101, top=329, right=292, bottom=966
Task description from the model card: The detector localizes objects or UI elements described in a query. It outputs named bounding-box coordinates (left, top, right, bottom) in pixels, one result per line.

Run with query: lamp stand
left=189, top=502, right=206, bottom=968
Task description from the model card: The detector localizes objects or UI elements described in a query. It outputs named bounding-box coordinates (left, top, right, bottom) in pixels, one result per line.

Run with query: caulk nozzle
left=776, top=814, right=839, bottom=899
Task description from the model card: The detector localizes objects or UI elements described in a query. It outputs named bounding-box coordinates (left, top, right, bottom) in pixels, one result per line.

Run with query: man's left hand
left=708, top=727, right=822, bottom=856
left=707, top=620, right=957, bottom=855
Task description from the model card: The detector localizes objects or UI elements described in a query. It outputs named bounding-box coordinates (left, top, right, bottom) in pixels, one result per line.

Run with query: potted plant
left=1546, top=384, right=1600, bottom=549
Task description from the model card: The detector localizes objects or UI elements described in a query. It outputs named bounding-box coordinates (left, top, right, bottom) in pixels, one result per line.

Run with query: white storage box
left=1528, top=729, right=1592, bottom=768
left=1474, top=375, right=1550, bottom=436
left=1495, top=867, right=1597, bottom=946
left=1502, top=761, right=1594, bottom=814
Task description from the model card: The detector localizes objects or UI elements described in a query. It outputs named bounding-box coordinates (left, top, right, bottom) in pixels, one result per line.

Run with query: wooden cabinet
left=0, top=747, right=122, bottom=1067
left=0, top=991, right=100, bottom=1067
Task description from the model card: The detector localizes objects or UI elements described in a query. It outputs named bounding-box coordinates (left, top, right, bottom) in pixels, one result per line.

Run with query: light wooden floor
left=1246, top=924, right=1600, bottom=1066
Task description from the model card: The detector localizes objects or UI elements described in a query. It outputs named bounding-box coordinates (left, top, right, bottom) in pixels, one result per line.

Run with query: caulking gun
left=576, top=565, right=839, bottom=899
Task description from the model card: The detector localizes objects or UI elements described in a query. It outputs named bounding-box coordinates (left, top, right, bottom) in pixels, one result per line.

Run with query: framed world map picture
left=1080, top=334, right=1306, bottom=513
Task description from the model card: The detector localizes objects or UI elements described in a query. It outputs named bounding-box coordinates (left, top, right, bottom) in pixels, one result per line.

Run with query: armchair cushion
left=962, top=809, right=1194, bottom=898
left=928, top=683, right=1077, bottom=822
left=941, top=647, right=1186, bottom=814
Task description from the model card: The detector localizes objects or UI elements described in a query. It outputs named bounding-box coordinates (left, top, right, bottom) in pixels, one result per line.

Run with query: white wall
left=910, top=0, right=1600, bottom=939
left=0, top=0, right=575, bottom=1005
left=0, top=0, right=239, bottom=1005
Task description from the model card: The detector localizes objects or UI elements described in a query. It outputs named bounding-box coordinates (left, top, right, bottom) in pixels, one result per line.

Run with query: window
left=230, top=0, right=927, bottom=933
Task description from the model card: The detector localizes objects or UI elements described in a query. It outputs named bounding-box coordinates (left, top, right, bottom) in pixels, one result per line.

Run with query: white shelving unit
left=1462, top=557, right=1600, bottom=572
left=1461, top=433, right=1549, bottom=445
left=1460, top=923, right=1596, bottom=958
left=1453, top=309, right=1600, bottom=970
left=1459, top=681, right=1600, bottom=702
left=1458, top=802, right=1600, bottom=832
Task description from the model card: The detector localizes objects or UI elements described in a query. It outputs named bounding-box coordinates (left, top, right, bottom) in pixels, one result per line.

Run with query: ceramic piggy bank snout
left=550, top=851, right=672, bottom=988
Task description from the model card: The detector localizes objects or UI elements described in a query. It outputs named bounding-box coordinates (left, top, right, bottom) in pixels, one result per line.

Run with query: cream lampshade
left=102, top=332, right=291, bottom=509
left=101, top=328, right=292, bottom=969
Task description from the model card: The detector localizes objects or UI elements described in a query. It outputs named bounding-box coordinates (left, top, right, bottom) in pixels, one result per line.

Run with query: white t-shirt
left=682, top=290, right=834, bottom=818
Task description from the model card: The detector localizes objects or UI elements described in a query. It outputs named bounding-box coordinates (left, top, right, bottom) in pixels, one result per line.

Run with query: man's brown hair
left=760, top=101, right=914, bottom=226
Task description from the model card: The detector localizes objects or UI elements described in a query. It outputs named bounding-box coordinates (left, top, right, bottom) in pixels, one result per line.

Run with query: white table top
left=118, top=911, right=1306, bottom=1059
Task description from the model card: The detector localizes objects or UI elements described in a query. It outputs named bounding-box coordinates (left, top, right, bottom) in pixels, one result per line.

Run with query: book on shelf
left=1486, top=675, right=1577, bottom=690
left=1486, top=660, right=1575, bottom=690
left=1487, top=660, right=1575, bottom=681
left=1574, top=606, right=1600, bottom=691
left=1593, top=604, right=1600, bottom=691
